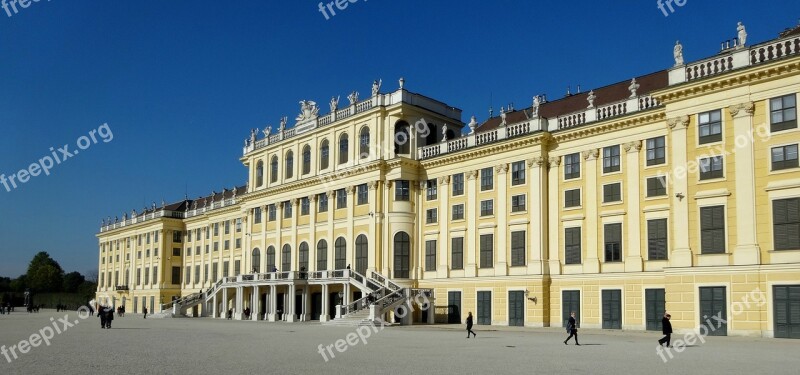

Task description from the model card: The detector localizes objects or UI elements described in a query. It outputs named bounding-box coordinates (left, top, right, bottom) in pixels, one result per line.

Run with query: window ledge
left=694, top=189, right=731, bottom=200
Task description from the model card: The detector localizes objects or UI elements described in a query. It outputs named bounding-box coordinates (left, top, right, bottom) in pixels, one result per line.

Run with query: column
left=729, top=102, right=761, bottom=265
left=268, top=285, right=277, bottom=322
left=346, top=186, right=355, bottom=269
left=495, top=163, right=509, bottom=276
left=382, top=182, right=392, bottom=274
left=290, top=198, right=299, bottom=271
left=277, top=202, right=285, bottom=269
left=582, top=149, right=600, bottom=274
left=667, top=116, right=693, bottom=267
left=320, top=284, right=330, bottom=322
left=437, top=176, right=450, bottom=278
left=367, top=181, right=379, bottom=274
left=326, top=191, right=336, bottom=271
left=309, top=195, right=318, bottom=273
left=212, top=294, right=217, bottom=318
left=547, top=157, right=561, bottom=275
left=465, top=170, right=478, bottom=277
left=527, top=157, right=548, bottom=275
left=624, top=141, right=644, bottom=272
left=222, top=287, right=228, bottom=319
left=252, top=286, right=260, bottom=321
left=235, top=286, right=244, bottom=320
left=286, top=285, right=296, bottom=322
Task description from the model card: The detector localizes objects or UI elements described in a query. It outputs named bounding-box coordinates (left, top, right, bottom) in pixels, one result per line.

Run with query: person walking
left=658, top=313, right=673, bottom=347
left=564, top=311, right=580, bottom=345
left=465, top=312, right=477, bottom=338
left=143, top=307, right=148, bottom=319
left=99, top=306, right=108, bottom=329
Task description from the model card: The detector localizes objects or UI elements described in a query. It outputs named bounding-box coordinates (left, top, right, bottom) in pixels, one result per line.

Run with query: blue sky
left=0, top=0, right=798, bottom=277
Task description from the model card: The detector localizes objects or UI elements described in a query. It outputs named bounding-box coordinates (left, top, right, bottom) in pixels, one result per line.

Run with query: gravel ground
left=1, top=309, right=799, bottom=374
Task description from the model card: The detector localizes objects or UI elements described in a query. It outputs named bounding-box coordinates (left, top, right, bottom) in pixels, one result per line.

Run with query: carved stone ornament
left=290, top=198, right=298, bottom=206
left=296, top=100, right=319, bottom=123
left=728, top=101, right=755, bottom=117
left=419, top=181, right=427, bottom=189
left=495, top=163, right=509, bottom=174
left=368, top=181, right=379, bottom=190
left=667, top=115, right=690, bottom=130
left=326, top=190, right=336, bottom=198
left=582, top=149, right=600, bottom=160
left=623, top=140, right=643, bottom=153
left=528, top=157, right=547, bottom=169
left=467, top=170, right=479, bottom=180
left=549, top=157, right=562, bottom=168
left=345, top=186, right=355, bottom=194
left=438, top=176, right=451, bottom=185
left=309, top=195, right=317, bottom=202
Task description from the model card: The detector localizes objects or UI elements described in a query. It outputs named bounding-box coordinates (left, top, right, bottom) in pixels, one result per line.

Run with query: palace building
left=96, top=22, right=800, bottom=337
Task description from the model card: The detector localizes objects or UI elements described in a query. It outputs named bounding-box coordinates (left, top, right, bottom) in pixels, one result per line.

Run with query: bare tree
left=85, top=269, right=98, bottom=283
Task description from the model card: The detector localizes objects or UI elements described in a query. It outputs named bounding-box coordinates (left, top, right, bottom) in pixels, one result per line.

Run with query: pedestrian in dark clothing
left=564, top=311, right=580, bottom=345
left=658, top=313, right=673, bottom=347
left=143, top=307, right=148, bottom=319
left=105, top=308, right=114, bottom=329
left=465, top=312, right=477, bottom=338
left=99, top=306, right=108, bottom=328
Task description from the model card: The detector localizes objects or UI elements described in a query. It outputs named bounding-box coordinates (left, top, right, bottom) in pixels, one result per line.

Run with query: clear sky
left=0, top=0, right=798, bottom=277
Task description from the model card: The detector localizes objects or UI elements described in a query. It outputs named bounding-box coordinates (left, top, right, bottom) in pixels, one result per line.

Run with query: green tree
left=0, top=277, right=10, bottom=293
left=62, top=272, right=85, bottom=293
left=25, top=252, right=64, bottom=292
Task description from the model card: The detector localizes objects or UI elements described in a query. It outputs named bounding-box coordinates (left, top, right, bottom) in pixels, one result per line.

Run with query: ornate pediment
left=295, top=100, right=319, bottom=123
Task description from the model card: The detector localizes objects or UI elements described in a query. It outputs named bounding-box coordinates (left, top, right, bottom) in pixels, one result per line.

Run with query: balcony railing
left=115, top=285, right=129, bottom=291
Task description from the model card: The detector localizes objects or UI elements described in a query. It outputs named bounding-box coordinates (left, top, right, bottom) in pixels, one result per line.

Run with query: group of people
left=98, top=306, right=114, bottom=329
left=116, top=305, right=126, bottom=317
left=0, top=303, right=12, bottom=314
left=55, top=304, right=70, bottom=312
left=464, top=310, right=673, bottom=347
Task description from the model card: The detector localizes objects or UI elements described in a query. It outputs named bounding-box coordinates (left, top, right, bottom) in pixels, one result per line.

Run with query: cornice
left=551, top=111, right=667, bottom=144
left=420, top=132, right=549, bottom=169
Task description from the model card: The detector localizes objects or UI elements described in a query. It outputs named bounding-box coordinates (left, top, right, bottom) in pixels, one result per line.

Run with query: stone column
left=667, top=116, right=693, bottom=267
left=320, top=284, right=330, bottom=322
left=547, top=156, right=562, bottom=275
left=235, top=286, right=244, bottom=320
left=290, top=198, right=299, bottom=271
left=252, top=286, right=260, bottom=321
left=623, top=141, right=643, bottom=272
left=368, top=181, right=379, bottom=274
left=729, top=102, right=761, bottom=265
left=308, top=195, right=317, bottom=272
left=326, top=191, right=336, bottom=271
left=582, top=149, right=600, bottom=274
left=222, top=287, right=228, bottom=319
left=212, top=293, right=217, bottom=318
left=495, top=163, right=509, bottom=276
left=527, top=157, right=548, bottom=275
left=346, top=186, right=355, bottom=269
left=437, top=176, right=450, bottom=278
left=382, top=182, right=392, bottom=274
left=277, top=202, right=285, bottom=270
left=286, top=284, right=296, bottom=322
left=268, top=284, right=277, bottom=322
left=466, top=170, right=479, bottom=277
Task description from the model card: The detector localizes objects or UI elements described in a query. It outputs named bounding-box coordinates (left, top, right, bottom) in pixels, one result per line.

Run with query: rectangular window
left=452, top=204, right=464, bottom=220
left=565, top=189, right=581, bottom=208
left=205, top=245, right=209, bottom=254
left=254, top=207, right=262, bottom=224
left=480, top=167, right=493, bottom=191
left=511, top=231, right=526, bottom=266
left=698, top=110, right=722, bottom=144
left=144, top=267, right=149, bottom=285
left=773, top=198, right=800, bottom=250
left=318, top=193, right=329, bottom=212
left=480, top=200, right=494, bottom=216
left=213, top=242, right=219, bottom=252
left=236, top=218, right=242, bottom=232
left=283, top=201, right=292, bottom=219
left=224, top=240, right=230, bottom=250
left=301, top=197, right=310, bottom=215
left=647, top=219, right=668, bottom=260
left=700, top=206, right=726, bottom=254
left=646, top=136, right=666, bottom=166
left=565, top=227, right=582, bottom=264
left=268, top=204, right=276, bottom=221
left=223, top=261, right=230, bottom=277
left=426, top=179, right=438, bottom=200
left=195, top=246, right=199, bottom=256
left=357, top=184, right=368, bottom=205
left=646, top=176, right=667, bottom=197
left=185, top=266, right=190, bottom=285
left=235, top=238, right=241, bottom=249
left=136, top=269, right=141, bottom=285
left=604, top=223, right=622, bottom=262
left=395, top=180, right=410, bottom=201
left=172, top=247, right=180, bottom=257
left=452, top=173, right=464, bottom=196
left=770, top=94, right=797, bottom=132
left=146, top=233, right=150, bottom=244
left=171, top=267, right=180, bottom=285
left=234, top=260, right=241, bottom=276
left=213, top=223, right=219, bottom=236
left=212, top=263, right=218, bottom=282
left=204, top=265, right=208, bottom=283
left=425, top=240, right=437, bottom=271
left=603, top=145, right=621, bottom=173
left=603, top=183, right=622, bottom=203
left=187, top=230, right=192, bottom=242
left=225, top=220, right=230, bottom=235
left=336, top=188, right=347, bottom=209
left=511, top=194, right=526, bottom=212
left=699, top=156, right=724, bottom=180
left=479, top=234, right=493, bottom=268
left=451, top=237, right=463, bottom=270
left=205, top=227, right=209, bottom=239
left=511, top=161, right=526, bottom=185
left=173, top=230, right=182, bottom=243
left=771, top=144, right=799, bottom=171
left=564, top=153, right=581, bottom=179
left=152, top=266, right=158, bottom=285
left=426, top=208, right=438, bottom=224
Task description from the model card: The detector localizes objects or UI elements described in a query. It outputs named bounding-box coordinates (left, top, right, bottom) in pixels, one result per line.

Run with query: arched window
left=282, top=244, right=292, bottom=271
left=266, top=246, right=276, bottom=272
left=424, top=121, right=437, bottom=146
left=359, top=127, right=370, bottom=159
left=394, top=121, right=410, bottom=155
left=320, top=140, right=330, bottom=170
left=316, top=240, right=328, bottom=271
left=302, top=145, right=311, bottom=175
left=339, top=134, right=349, bottom=165
left=393, top=232, right=410, bottom=278
left=255, top=161, right=264, bottom=187
left=285, top=151, right=294, bottom=179
left=270, top=156, right=278, bottom=183
left=251, top=248, right=261, bottom=273
left=299, top=242, right=309, bottom=271
left=355, top=234, right=368, bottom=275
left=334, top=237, right=347, bottom=269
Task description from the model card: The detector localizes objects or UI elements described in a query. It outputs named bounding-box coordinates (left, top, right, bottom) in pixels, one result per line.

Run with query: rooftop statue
left=296, top=100, right=319, bottom=122
left=674, top=40, right=684, bottom=66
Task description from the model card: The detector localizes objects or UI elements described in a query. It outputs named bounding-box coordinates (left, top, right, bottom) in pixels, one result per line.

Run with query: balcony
left=115, top=285, right=129, bottom=292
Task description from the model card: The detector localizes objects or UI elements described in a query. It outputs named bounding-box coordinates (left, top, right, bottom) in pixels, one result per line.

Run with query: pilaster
left=729, top=102, right=761, bottom=265
left=623, top=141, right=643, bottom=272
left=582, top=149, right=600, bottom=274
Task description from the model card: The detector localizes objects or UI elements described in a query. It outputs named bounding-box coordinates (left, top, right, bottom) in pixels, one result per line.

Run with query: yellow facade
left=97, top=26, right=800, bottom=337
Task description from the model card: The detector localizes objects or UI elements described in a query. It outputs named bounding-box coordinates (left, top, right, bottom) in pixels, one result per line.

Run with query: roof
left=476, top=70, right=669, bottom=133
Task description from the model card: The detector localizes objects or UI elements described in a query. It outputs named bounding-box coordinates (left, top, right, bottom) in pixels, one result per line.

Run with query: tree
left=0, top=277, right=10, bottom=293
left=62, top=272, right=85, bottom=293
left=25, top=252, right=64, bottom=292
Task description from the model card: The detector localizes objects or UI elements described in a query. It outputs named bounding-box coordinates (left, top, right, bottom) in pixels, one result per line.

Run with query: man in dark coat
left=658, top=313, right=672, bottom=347
left=104, top=307, right=114, bottom=329
left=99, top=306, right=107, bottom=328
left=564, top=311, right=580, bottom=345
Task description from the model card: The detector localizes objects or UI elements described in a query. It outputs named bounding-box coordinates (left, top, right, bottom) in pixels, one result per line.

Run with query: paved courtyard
left=1, top=310, right=799, bottom=374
